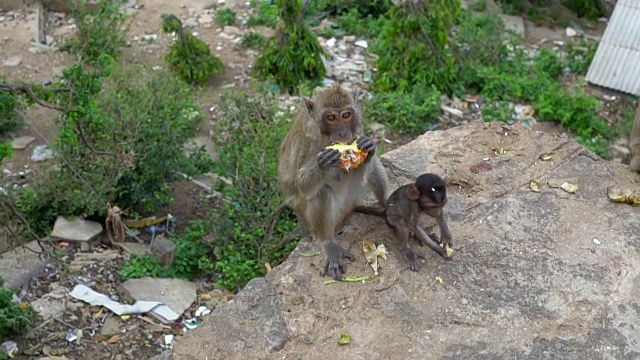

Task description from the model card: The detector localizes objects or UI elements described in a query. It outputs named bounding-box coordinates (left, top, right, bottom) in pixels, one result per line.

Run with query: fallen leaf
left=363, top=239, right=387, bottom=276
left=539, top=154, right=552, bottom=161
left=95, top=334, right=107, bottom=342
left=106, top=334, right=123, bottom=344
left=376, top=244, right=387, bottom=260
left=497, top=147, right=505, bottom=155
left=323, top=280, right=336, bottom=285
left=299, top=252, right=320, bottom=257
left=529, top=179, right=540, bottom=192
left=338, top=333, right=351, bottom=346
left=547, top=180, right=559, bottom=188
left=606, top=186, right=627, bottom=203
left=560, top=182, right=578, bottom=194
left=435, top=276, right=443, bottom=284
left=445, top=244, right=453, bottom=257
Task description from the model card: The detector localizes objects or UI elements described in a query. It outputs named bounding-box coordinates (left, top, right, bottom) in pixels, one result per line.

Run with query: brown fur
left=277, top=84, right=389, bottom=279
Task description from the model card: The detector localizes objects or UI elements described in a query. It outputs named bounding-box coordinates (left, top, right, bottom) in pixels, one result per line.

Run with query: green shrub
left=119, top=221, right=214, bottom=280
left=336, top=8, right=388, bottom=38
left=67, top=0, right=129, bottom=65
left=533, top=48, right=564, bottom=80
left=162, top=14, right=224, bottom=85
left=247, top=0, right=279, bottom=27
left=372, top=0, right=461, bottom=94
left=0, top=142, right=11, bottom=163
left=564, top=0, right=606, bottom=20
left=365, top=84, right=442, bottom=135
left=566, top=40, right=597, bottom=75
left=241, top=31, right=267, bottom=49
left=208, top=84, right=298, bottom=291
left=17, top=57, right=207, bottom=234
left=0, top=85, right=24, bottom=137
left=0, top=276, right=37, bottom=340
left=216, top=8, right=237, bottom=26
left=469, top=0, right=488, bottom=11
left=254, top=0, right=327, bottom=93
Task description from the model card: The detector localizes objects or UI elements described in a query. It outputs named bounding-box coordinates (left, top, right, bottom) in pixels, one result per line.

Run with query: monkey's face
left=321, top=107, right=357, bottom=144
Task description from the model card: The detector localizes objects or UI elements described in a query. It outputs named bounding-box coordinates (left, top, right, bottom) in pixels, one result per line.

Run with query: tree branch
left=0, top=83, right=67, bottom=111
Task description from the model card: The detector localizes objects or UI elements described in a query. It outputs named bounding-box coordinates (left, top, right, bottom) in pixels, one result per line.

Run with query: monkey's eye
left=431, top=188, right=436, bottom=192
left=327, top=114, right=336, bottom=121
left=342, top=112, right=351, bottom=119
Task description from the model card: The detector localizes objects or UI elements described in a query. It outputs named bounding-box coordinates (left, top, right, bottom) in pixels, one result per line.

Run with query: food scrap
left=547, top=180, right=559, bottom=188
left=299, top=252, right=320, bottom=257
left=560, top=182, right=578, bottom=194
left=362, top=239, right=387, bottom=276
left=435, top=276, right=443, bottom=284
left=323, top=279, right=337, bottom=285
left=607, top=186, right=640, bottom=206
left=338, top=333, right=351, bottom=346
left=529, top=179, right=540, bottom=192
left=539, top=154, right=553, bottom=161
left=445, top=244, right=454, bottom=257
left=324, top=138, right=368, bottom=172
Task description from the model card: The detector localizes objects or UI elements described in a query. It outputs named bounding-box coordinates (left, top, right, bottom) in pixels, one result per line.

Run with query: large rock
left=172, top=122, right=640, bottom=359
left=50, top=216, right=103, bottom=242
left=121, top=277, right=198, bottom=324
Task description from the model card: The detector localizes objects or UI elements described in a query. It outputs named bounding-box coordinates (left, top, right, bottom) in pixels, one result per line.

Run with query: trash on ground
left=69, top=284, right=180, bottom=322
left=1, top=341, right=18, bottom=358
left=195, top=306, right=211, bottom=317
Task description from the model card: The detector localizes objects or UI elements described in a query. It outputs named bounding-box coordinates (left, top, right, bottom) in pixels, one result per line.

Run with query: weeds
left=208, top=84, right=298, bottom=291
left=162, top=14, right=224, bottom=85
left=0, top=276, right=37, bottom=340
left=241, top=31, right=267, bottom=50
left=216, top=8, right=237, bottom=27
left=66, top=0, right=129, bottom=65
left=254, top=0, right=327, bottom=93
left=119, top=221, right=214, bottom=281
left=17, top=57, right=208, bottom=234
left=247, top=0, right=279, bottom=27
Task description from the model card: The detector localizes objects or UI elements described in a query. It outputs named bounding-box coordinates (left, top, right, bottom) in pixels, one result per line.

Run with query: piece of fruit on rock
left=325, top=139, right=368, bottom=172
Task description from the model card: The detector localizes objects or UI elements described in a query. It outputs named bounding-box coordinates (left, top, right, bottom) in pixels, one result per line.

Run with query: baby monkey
left=356, top=173, right=453, bottom=272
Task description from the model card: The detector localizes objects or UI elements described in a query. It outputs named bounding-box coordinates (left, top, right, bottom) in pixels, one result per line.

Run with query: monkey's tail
left=354, top=205, right=386, bottom=218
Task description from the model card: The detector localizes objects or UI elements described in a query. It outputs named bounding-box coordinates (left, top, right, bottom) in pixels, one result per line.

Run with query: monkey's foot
left=403, top=247, right=422, bottom=272
left=321, top=242, right=356, bottom=280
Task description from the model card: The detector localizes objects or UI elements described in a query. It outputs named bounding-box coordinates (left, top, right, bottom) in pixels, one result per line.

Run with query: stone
left=566, top=27, right=578, bottom=37
left=3, top=55, right=23, bottom=67
left=173, top=122, right=640, bottom=359
left=0, top=240, right=50, bottom=289
left=184, top=136, right=219, bottom=162
left=498, top=14, right=526, bottom=37
left=30, top=284, right=68, bottom=320
left=184, top=18, right=198, bottom=28
left=150, top=235, right=176, bottom=267
left=223, top=25, right=242, bottom=36
left=121, top=278, right=198, bottom=324
left=326, top=37, right=336, bottom=47
left=11, top=136, right=35, bottom=150
left=50, top=216, right=103, bottom=242
left=198, top=14, right=214, bottom=24
left=100, top=315, right=121, bottom=336
left=123, top=242, right=151, bottom=256
left=354, top=39, right=368, bottom=48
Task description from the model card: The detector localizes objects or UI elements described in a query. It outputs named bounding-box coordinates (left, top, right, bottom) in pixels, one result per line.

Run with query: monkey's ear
left=407, top=185, right=421, bottom=201
left=304, top=97, right=315, bottom=114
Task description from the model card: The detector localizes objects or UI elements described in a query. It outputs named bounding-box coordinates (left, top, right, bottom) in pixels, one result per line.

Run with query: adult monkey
left=278, top=84, right=390, bottom=280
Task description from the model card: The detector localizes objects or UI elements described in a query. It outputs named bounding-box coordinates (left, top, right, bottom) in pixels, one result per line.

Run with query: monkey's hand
left=321, top=241, right=356, bottom=280
left=403, top=247, right=423, bottom=272
left=317, top=148, right=342, bottom=170
left=357, top=136, right=376, bottom=160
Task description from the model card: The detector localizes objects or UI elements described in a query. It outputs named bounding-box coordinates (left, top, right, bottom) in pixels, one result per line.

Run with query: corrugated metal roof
left=585, top=0, right=640, bottom=96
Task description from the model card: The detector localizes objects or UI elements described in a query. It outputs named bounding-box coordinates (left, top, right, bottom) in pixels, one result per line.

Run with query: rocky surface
left=173, top=121, right=640, bottom=359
